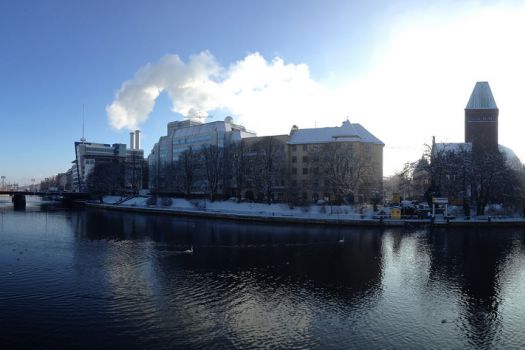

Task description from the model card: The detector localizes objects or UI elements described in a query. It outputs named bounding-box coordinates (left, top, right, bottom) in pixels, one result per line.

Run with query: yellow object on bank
left=391, top=208, right=401, bottom=219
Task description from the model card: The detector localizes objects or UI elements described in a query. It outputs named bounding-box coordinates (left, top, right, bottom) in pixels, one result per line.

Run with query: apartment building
left=287, top=120, right=384, bottom=203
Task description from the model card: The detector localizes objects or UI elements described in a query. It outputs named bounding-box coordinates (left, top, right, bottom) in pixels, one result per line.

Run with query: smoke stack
left=134, top=130, right=141, bottom=150
left=130, top=131, right=135, bottom=149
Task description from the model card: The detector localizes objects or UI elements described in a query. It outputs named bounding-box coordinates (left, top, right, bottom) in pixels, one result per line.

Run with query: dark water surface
left=1, top=197, right=525, bottom=349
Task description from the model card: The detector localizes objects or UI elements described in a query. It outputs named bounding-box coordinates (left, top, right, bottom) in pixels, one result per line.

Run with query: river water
left=1, top=196, right=524, bottom=349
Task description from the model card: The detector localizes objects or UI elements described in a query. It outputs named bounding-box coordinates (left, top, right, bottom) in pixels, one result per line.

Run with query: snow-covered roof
left=434, top=142, right=472, bottom=153
left=500, top=145, right=523, bottom=170
left=288, top=120, right=384, bottom=145
left=435, top=142, right=523, bottom=169
left=466, top=82, right=498, bottom=109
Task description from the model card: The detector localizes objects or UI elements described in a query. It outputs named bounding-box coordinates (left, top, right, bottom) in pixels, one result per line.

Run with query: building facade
left=74, top=130, right=145, bottom=192
left=286, top=120, right=384, bottom=203
left=148, top=117, right=256, bottom=193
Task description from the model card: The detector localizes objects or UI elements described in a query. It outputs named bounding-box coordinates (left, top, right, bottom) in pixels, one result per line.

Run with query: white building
left=74, top=130, right=145, bottom=192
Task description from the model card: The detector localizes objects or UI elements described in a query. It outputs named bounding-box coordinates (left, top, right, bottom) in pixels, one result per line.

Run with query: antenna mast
left=81, top=104, right=86, bottom=143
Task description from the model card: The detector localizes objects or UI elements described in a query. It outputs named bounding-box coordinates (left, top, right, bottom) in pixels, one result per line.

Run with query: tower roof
left=466, top=82, right=498, bottom=109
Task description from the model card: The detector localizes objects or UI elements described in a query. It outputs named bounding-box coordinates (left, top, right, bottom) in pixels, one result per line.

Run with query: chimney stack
left=130, top=131, right=135, bottom=150
left=134, top=130, right=141, bottom=150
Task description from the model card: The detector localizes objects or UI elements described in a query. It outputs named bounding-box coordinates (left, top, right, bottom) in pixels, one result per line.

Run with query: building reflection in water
left=426, top=228, right=522, bottom=348
left=69, top=208, right=385, bottom=348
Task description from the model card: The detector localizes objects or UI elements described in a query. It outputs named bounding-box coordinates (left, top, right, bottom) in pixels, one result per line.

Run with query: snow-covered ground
left=101, top=195, right=376, bottom=220
left=98, top=196, right=525, bottom=223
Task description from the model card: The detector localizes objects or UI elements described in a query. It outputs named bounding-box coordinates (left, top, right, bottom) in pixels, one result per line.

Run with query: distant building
left=74, top=130, right=145, bottom=192
left=429, top=82, right=522, bottom=212
left=435, top=81, right=520, bottom=166
left=56, top=169, right=73, bottom=191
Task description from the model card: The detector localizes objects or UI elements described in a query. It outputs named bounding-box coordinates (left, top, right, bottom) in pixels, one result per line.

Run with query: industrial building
left=73, top=129, right=145, bottom=192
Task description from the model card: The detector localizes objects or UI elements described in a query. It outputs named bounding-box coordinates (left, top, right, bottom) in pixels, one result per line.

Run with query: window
left=302, top=144, right=307, bottom=151
left=291, top=145, right=297, bottom=152
left=302, top=168, right=308, bottom=175
left=292, top=180, right=297, bottom=186
left=292, top=156, right=297, bottom=163
left=292, top=168, right=297, bottom=175
left=302, top=156, right=308, bottom=163
left=313, top=167, right=319, bottom=175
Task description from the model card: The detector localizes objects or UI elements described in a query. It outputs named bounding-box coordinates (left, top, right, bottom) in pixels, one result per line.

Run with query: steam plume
left=106, top=51, right=339, bottom=134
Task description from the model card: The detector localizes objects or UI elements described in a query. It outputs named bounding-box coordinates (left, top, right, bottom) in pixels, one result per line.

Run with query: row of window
left=291, top=167, right=320, bottom=175
left=291, top=156, right=314, bottom=163
left=85, top=147, right=116, bottom=154
left=468, top=116, right=497, bottom=122
left=290, top=144, right=309, bottom=152
left=290, top=179, right=329, bottom=187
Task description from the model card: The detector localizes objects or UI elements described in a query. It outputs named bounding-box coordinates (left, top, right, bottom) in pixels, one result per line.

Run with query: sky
left=1, top=0, right=524, bottom=185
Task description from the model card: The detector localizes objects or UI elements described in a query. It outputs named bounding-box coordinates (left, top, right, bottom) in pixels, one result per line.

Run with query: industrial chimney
left=129, top=131, right=135, bottom=150
left=134, top=130, right=141, bottom=150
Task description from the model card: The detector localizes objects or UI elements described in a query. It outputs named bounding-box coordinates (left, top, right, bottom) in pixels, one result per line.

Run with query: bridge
left=0, top=191, right=91, bottom=209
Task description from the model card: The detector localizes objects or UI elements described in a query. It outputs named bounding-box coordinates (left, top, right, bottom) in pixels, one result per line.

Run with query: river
left=1, top=196, right=524, bottom=349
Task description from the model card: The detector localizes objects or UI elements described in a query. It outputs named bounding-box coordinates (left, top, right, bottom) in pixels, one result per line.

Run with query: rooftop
left=466, top=82, right=498, bottom=109
left=288, top=120, right=384, bottom=145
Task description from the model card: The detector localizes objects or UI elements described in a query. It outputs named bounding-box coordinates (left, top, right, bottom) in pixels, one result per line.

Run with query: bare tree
left=251, top=137, right=286, bottom=203
left=470, top=150, right=521, bottom=215
left=179, top=147, right=196, bottom=197
left=39, top=176, right=59, bottom=192
left=311, top=143, right=371, bottom=203
left=396, top=161, right=417, bottom=200
left=201, top=144, right=224, bottom=201
left=86, top=161, right=125, bottom=195
left=423, top=143, right=472, bottom=214
left=159, top=162, right=179, bottom=194
left=225, top=141, right=248, bottom=199
left=426, top=142, right=523, bottom=216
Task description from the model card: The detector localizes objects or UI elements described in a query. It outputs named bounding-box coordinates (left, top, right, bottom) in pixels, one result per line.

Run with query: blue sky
left=1, top=0, right=524, bottom=184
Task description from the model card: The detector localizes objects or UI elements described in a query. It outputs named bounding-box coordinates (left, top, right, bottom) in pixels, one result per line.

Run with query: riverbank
left=85, top=196, right=525, bottom=228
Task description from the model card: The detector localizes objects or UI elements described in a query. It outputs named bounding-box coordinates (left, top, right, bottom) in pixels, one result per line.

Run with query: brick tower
left=465, top=82, right=498, bottom=152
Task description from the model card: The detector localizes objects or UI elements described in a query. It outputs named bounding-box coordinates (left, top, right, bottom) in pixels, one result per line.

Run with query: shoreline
left=85, top=202, right=525, bottom=228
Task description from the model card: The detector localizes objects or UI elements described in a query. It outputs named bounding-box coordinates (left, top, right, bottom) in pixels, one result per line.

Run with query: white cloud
left=107, top=52, right=221, bottom=129
left=107, top=51, right=347, bottom=135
